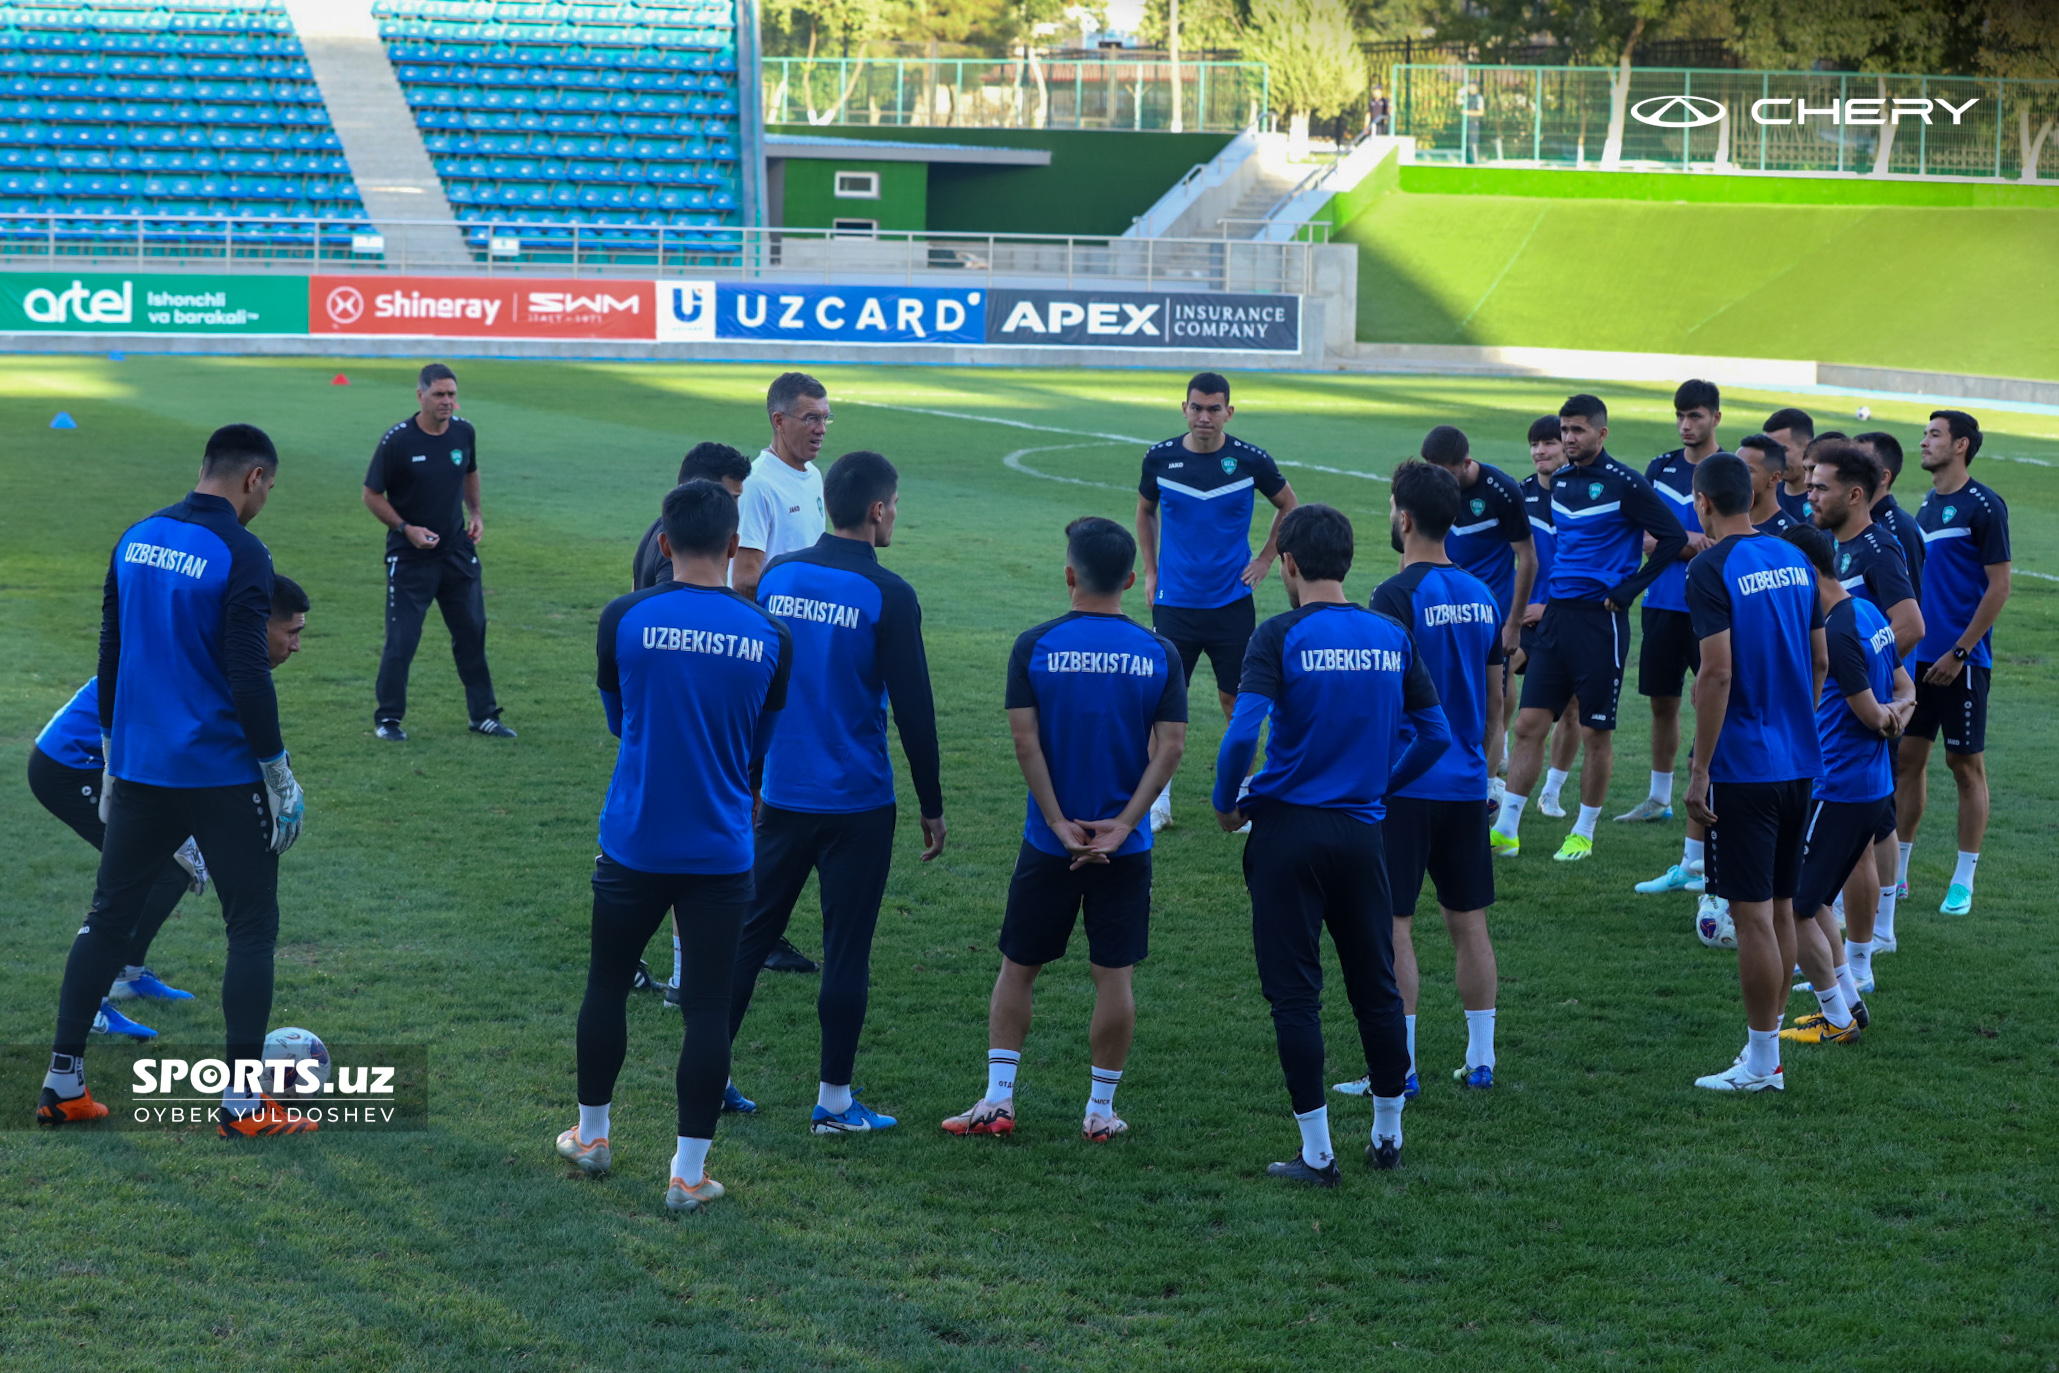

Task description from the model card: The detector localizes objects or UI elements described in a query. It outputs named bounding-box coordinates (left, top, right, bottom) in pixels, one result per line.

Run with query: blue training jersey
left=596, top=582, right=792, bottom=874
left=1816, top=597, right=1899, bottom=804
left=1140, top=434, right=1286, bottom=610
left=1443, top=461, right=1529, bottom=614
left=1916, top=478, right=2010, bottom=668
left=756, top=535, right=943, bottom=817
left=1642, top=449, right=1704, bottom=614
left=1837, top=523, right=1916, bottom=617
left=1776, top=484, right=1811, bottom=523
left=1520, top=473, right=1556, bottom=606
left=100, top=491, right=280, bottom=788
left=36, top=678, right=103, bottom=771
left=1216, top=601, right=1446, bottom=825
left=1005, top=611, right=1187, bottom=858
left=1546, top=450, right=1686, bottom=605
left=1685, top=532, right=1824, bottom=785
left=1372, top=563, right=1502, bottom=802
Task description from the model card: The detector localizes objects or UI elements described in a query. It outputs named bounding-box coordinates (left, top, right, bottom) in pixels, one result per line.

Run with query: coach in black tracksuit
left=363, top=363, right=510, bottom=740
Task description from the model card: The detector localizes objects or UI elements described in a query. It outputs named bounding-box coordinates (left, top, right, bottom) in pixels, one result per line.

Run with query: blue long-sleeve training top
left=1213, top=601, right=1450, bottom=826
left=99, top=490, right=280, bottom=787
left=1546, top=449, right=1687, bottom=606
left=756, top=533, right=944, bottom=819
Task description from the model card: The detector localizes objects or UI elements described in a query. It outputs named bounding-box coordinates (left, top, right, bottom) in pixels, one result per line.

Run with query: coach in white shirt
left=732, top=371, right=830, bottom=599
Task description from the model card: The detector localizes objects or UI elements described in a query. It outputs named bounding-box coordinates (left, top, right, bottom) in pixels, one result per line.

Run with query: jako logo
left=24, top=279, right=132, bottom=324
left=1633, top=93, right=1980, bottom=128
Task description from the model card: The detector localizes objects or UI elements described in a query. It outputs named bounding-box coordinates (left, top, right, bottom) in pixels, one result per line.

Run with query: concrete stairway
left=1215, top=164, right=1304, bottom=238
left=282, top=0, right=471, bottom=267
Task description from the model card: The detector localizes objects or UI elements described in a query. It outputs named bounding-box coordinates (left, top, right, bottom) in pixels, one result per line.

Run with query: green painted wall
left=1398, top=163, right=2059, bottom=208
left=779, top=157, right=928, bottom=231
left=770, top=125, right=1234, bottom=236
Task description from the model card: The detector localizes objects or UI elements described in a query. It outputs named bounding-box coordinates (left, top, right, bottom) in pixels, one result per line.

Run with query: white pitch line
left=2020, top=569, right=2059, bottom=583
left=848, top=398, right=1392, bottom=486
left=1003, top=443, right=1131, bottom=492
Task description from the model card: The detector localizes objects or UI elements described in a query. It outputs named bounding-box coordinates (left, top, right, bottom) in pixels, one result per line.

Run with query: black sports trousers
left=579, top=855, right=751, bottom=1139
left=53, top=778, right=278, bottom=1063
left=28, top=747, right=190, bottom=969
left=374, top=548, right=499, bottom=725
left=728, top=803, right=896, bottom=1088
left=1243, top=803, right=1408, bottom=1113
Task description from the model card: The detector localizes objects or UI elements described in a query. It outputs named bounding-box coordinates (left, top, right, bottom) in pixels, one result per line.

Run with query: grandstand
left=378, top=0, right=743, bottom=255
left=0, top=0, right=366, bottom=250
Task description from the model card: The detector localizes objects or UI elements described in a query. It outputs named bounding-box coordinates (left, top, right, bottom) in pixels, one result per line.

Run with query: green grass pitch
left=1342, top=193, right=2059, bottom=383
left=2, top=355, right=2055, bottom=1370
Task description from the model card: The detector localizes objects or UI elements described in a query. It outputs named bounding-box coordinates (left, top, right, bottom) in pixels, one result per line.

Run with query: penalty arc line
left=846, top=399, right=1391, bottom=486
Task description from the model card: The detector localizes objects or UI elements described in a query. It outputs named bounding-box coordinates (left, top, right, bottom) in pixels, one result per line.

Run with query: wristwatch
left=1951, top=646, right=1971, bottom=661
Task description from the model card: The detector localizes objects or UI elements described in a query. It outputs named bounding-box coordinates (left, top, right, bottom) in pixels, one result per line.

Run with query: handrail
left=0, top=211, right=1319, bottom=292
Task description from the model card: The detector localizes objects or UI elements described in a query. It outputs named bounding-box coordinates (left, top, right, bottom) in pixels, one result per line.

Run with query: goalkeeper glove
left=97, top=734, right=113, bottom=824
left=258, top=752, right=305, bottom=855
left=172, top=837, right=210, bottom=896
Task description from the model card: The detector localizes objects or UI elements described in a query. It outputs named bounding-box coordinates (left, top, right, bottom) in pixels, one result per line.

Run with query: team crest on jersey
left=1220, top=456, right=1238, bottom=475
left=1943, top=505, right=1957, bottom=523
left=1470, top=497, right=1486, bottom=516
left=450, top=450, right=464, bottom=465
left=1840, top=553, right=1852, bottom=573
left=1588, top=482, right=1603, bottom=499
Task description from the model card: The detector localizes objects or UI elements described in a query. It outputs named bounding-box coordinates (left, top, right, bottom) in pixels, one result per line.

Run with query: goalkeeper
left=37, top=426, right=311, bottom=1135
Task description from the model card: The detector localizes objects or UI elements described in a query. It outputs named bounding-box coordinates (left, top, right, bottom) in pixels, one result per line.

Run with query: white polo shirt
left=737, top=447, right=825, bottom=563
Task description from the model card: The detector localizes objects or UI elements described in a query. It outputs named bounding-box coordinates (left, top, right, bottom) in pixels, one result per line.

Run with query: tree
left=1536, top=0, right=1686, bottom=168
left=1978, top=0, right=2059, bottom=181
left=1240, top=0, right=1362, bottom=154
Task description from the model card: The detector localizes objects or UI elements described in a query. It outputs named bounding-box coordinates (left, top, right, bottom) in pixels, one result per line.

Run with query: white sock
left=1294, top=1104, right=1335, bottom=1168
left=1371, top=1093, right=1404, bottom=1146
left=578, top=1102, right=610, bottom=1145
left=671, top=935, right=682, bottom=988
left=1845, top=940, right=1874, bottom=986
left=817, top=1081, right=853, bottom=1115
left=1087, top=1066, right=1122, bottom=1116
left=1952, top=850, right=1979, bottom=890
left=985, top=1049, right=1020, bottom=1102
left=1649, top=770, right=1674, bottom=806
left=1835, top=962, right=1862, bottom=1005
left=1542, top=767, right=1571, bottom=802
left=1683, top=836, right=1705, bottom=870
left=1493, top=792, right=1528, bottom=840
left=671, top=1135, right=711, bottom=1183
left=43, top=1052, right=84, bottom=1097
left=1464, top=1007, right=1497, bottom=1069
left=119, top=964, right=146, bottom=982
left=1876, top=887, right=1897, bottom=943
left=1896, top=841, right=1913, bottom=885
left=1574, top=804, right=1602, bottom=841
left=1812, top=981, right=1851, bottom=1027
left=1152, top=782, right=1171, bottom=813
left=1404, top=1013, right=1417, bottom=1075
left=1745, top=1027, right=1780, bottom=1077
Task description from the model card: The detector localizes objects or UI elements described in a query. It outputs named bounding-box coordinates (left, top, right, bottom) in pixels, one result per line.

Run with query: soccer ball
left=263, top=1026, right=331, bottom=1099
left=1855, top=406, right=1872, bottom=422
left=1695, top=895, right=1736, bottom=950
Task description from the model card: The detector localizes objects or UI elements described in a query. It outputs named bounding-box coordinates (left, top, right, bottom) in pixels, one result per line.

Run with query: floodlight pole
left=736, top=0, right=769, bottom=237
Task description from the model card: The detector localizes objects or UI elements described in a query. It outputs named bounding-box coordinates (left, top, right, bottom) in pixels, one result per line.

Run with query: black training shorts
left=1519, top=599, right=1630, bottom=731
left=1637, top=606, right=1701, bottom=699
left=1152, top=596, right=1256, bottom=698
left=1705, top=778, right=1812, bottom=904
left=998, top=842, right=1152, bottom=969
left=1795, top=795, right=1888, bottom=919
left=1383, top=794, right=1496, bottom=917
left=1908, top=661, right=1989, bottom=755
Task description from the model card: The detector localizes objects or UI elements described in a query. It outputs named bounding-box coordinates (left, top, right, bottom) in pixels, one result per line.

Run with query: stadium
left=2, top=0, right=2054, bottom=1366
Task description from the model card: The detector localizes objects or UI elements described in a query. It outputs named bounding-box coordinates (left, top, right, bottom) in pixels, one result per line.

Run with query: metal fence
left=1394, top=64, right=2059, bottom=179
left=764, top=57, right=1268, bottom=133
left=0, top=212, right=1316, bottom=293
